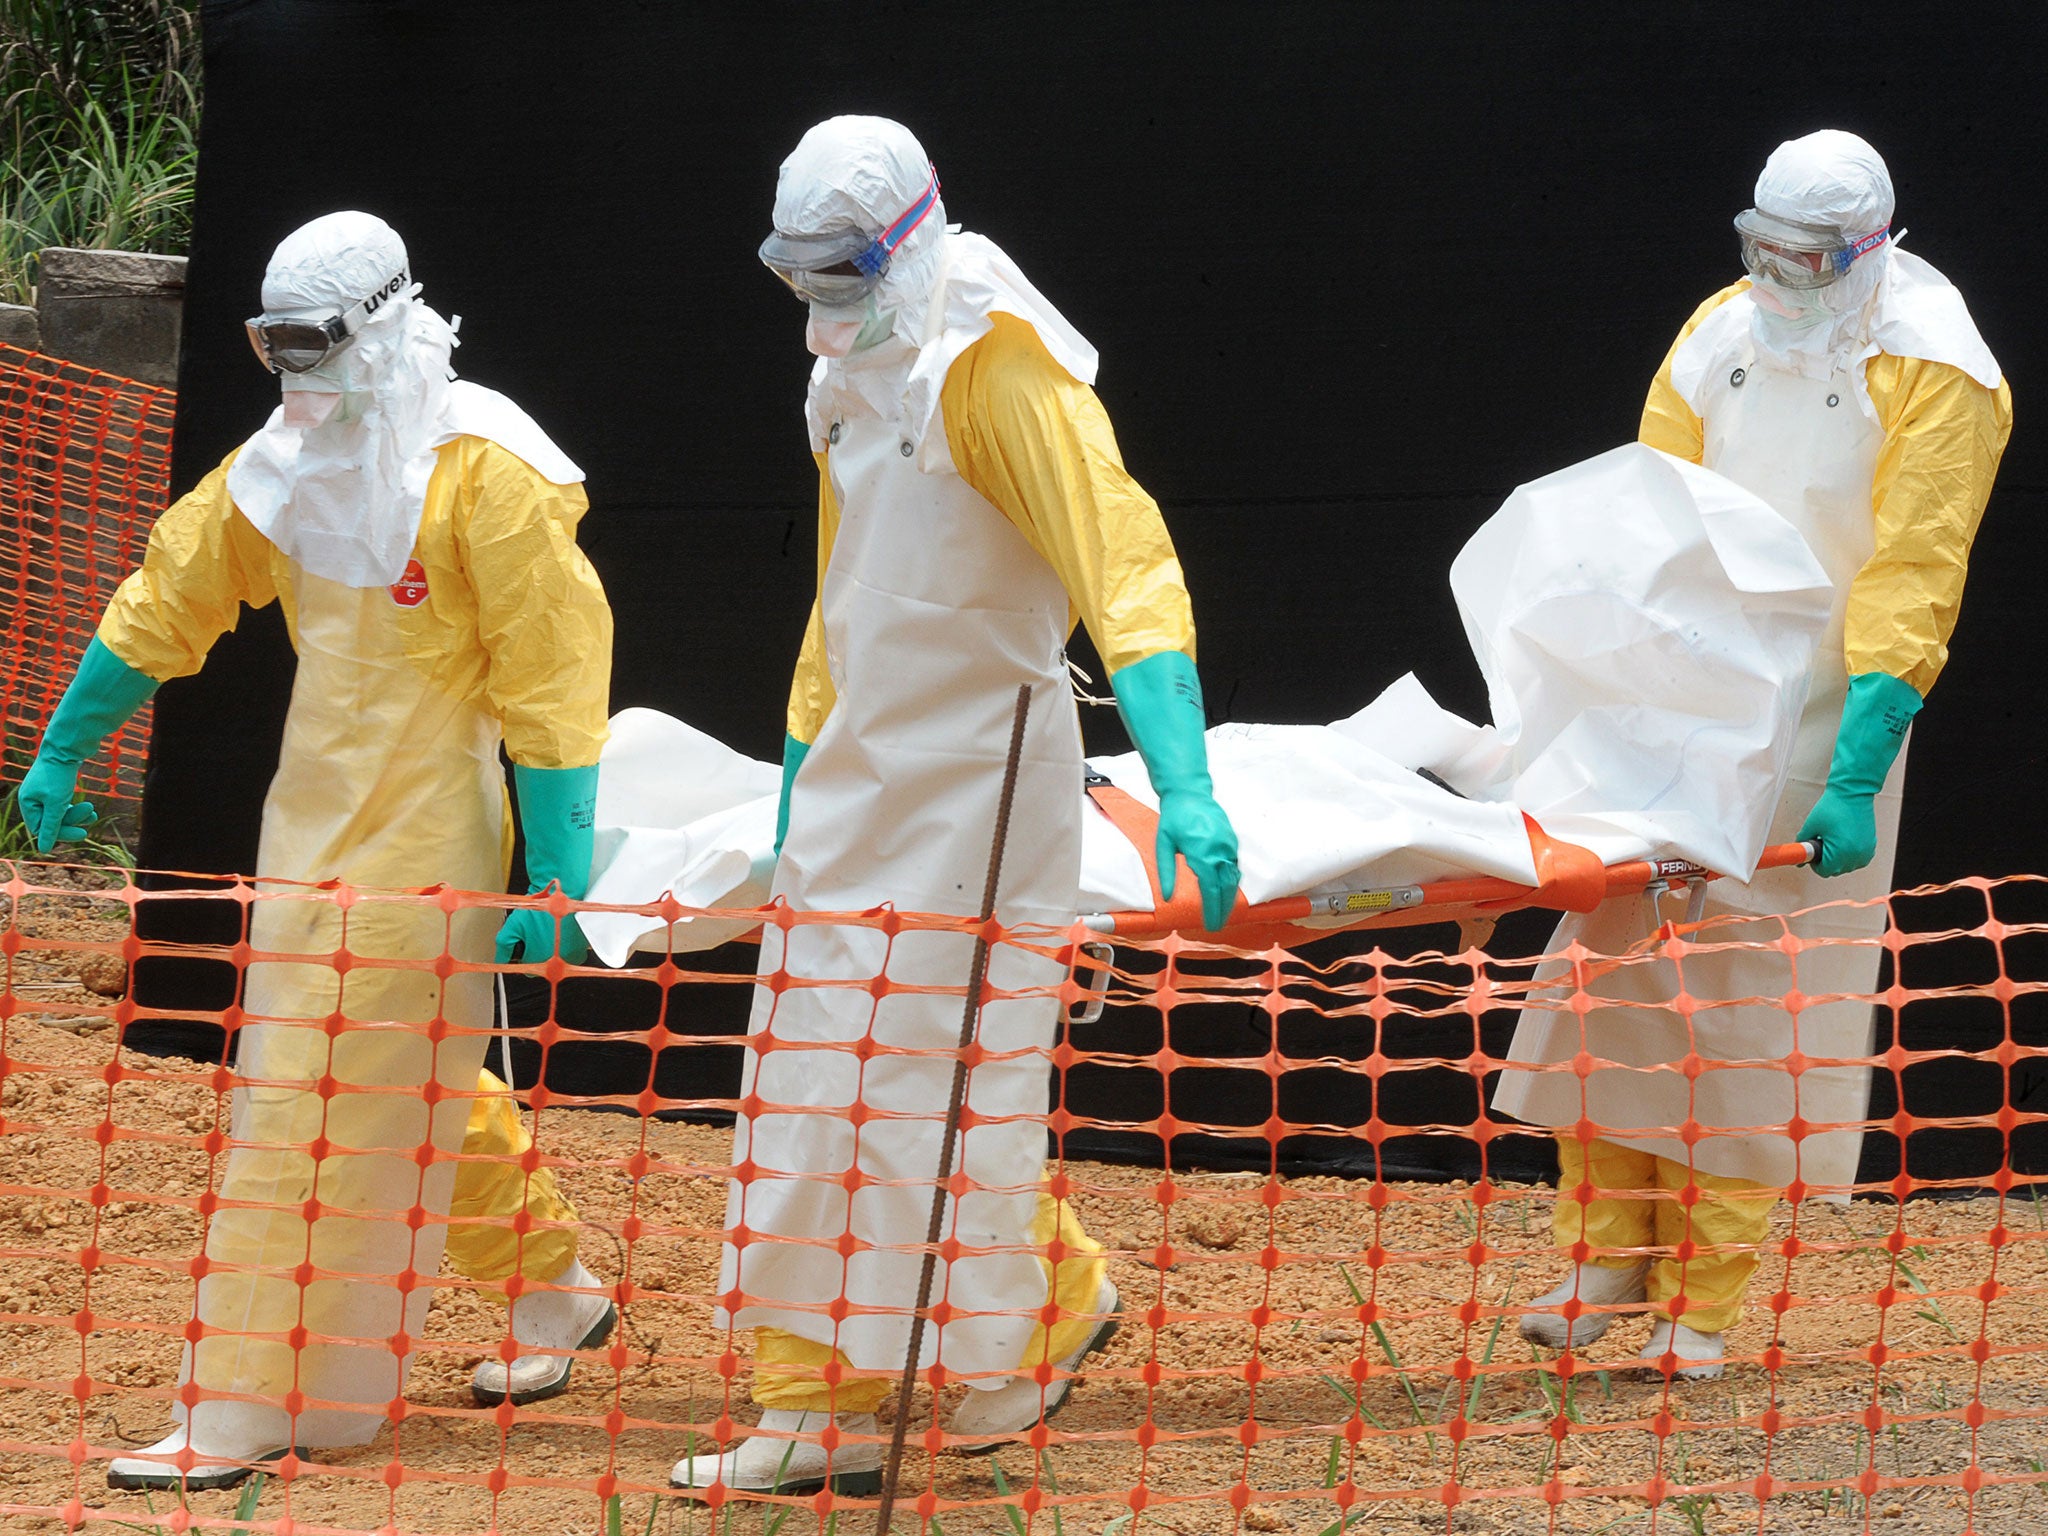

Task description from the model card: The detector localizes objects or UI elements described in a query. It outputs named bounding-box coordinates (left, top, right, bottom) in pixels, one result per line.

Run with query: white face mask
left=806, top=312, right=863, bottom=357
left=280, top=385, right=340, bottom=428
left=277, top=336, right=370, bottom=426
left=805, top=295, right=896, bottom=357
left=1750, top=281, right=1829, bottom=329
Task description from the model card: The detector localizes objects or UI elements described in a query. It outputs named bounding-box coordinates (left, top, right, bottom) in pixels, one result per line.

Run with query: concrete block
left=0, top=303, right=37, bottom=350
left=36, top=247, right=187, bottom=386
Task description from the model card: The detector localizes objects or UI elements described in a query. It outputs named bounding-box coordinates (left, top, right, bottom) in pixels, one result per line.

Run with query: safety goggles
left=244, top=265, right=410, bottom=373
left=1734, top=208, right=1888, bottom=291
left=759, top=164, right=940, bottom=307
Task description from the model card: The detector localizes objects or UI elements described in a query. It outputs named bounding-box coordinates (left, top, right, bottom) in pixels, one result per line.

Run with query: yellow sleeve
left=941, top=312, right=1196, bottom=674
left=784, top=451, right=841, bottom=746
left=1638, top=281, right=1751, bottom=462
left=96, top=451, right=280, bottom=682
left=459, top=441, right=614, bottom=769
left=1847, top=356, right=2013, bottom=695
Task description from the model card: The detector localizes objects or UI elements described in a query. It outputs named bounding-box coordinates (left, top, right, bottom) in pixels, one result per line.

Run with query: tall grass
left=0, top=0, right=200, bottom=306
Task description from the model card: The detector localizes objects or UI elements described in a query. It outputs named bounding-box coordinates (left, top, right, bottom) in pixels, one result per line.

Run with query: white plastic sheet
left=584, top=445, right=1831, bottom=959
left=579, top=708, right=780, bottom=965
left=1437, top=443, right=1834, bottom=876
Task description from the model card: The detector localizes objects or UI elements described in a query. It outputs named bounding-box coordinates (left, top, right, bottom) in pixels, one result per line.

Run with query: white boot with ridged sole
left=1517, top=1260, right=1650, bottom=1350
left=469, top=1258, right=618, bottom=1406
left=670, top=1409, right=884, bottom=1495
left=107, top=1401, right=303, bottom=1493
left=1637, top=1318, right=1725, bottom=1381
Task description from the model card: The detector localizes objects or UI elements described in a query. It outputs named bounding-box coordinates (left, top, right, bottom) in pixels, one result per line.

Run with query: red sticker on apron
left=389, top=559, right=429, bottom=608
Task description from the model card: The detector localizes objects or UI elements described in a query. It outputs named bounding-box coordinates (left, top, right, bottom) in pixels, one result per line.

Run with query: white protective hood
left=1679, top=130, right=2002, bottom=412
left=1743, top=129, right=1896, bottom=373
left=776, top=116, right=1097, bottom=469
left=228, top=212, right=582, bottom=586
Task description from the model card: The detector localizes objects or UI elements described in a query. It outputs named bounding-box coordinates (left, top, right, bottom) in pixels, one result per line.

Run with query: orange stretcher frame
left=1079, top=778, right=1818, bottom=947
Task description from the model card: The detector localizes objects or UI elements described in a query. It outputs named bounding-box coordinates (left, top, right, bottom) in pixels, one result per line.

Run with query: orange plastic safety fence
left=0, top=343, right=174, bottom=809
left=1, top=864, right=2045, bottom=1536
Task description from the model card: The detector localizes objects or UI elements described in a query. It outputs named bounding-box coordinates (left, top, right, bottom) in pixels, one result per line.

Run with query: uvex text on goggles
left=245, top=265, right=411, bottom=374
left=1734, top=208, right=1890, bottom=292
left=758, top=165, right=941, bottom=307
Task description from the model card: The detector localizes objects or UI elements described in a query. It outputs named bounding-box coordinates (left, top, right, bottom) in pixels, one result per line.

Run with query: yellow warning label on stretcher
left=1333, top=891, right=1397, bottom=913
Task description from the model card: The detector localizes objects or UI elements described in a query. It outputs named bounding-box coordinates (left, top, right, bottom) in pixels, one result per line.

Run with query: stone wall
left=5, top=248, right=187, bottom=386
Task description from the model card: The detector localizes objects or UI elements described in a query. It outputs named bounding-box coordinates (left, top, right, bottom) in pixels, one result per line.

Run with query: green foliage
left=0, top=0, right=200, bottom=305
left=229, top=1472, right=268, bottom=1536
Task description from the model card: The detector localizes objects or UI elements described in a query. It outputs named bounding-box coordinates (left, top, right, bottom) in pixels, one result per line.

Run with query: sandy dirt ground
left=3, top=868, right=2045, bottom=1536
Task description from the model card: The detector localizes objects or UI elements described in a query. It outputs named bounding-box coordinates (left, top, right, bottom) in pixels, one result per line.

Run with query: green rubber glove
left=774, top=733, right=810, bottom=858
left=1797, top=671, right=1922, bottom=878
left=497, top=763, right=598, bottom=965
left=1110, top=649, right=1242, bottom=932
left=13, top=637, right=159, bottom=853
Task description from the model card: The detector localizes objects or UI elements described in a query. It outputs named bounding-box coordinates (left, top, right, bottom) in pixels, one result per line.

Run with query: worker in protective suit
left=672, top=116, right=1241, bottom=1495
left=1498, top=131, right=2010, bottom=1380
left=13, top=212, right=619, bottom=1488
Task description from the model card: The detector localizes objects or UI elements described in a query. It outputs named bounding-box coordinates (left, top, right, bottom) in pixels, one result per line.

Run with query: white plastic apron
left=1496, top=339, right=1900, bottom=1194
left=716, top=364, right=1084, bottom=1383
left=183, top=566, right=502, bottom=1449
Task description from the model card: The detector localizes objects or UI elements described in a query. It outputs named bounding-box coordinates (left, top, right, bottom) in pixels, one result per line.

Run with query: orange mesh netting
left=0, top=343, right=174, bottom=811
left=1, top=865, right=2043, bottom=1536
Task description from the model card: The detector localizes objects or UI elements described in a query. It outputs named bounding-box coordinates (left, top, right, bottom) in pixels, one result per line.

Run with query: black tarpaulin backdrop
left=130, top=0, right=2048, bottom=1185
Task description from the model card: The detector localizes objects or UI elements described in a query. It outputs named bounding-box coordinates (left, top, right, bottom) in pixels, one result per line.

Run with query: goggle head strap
left=849, top=165, right=941, bottom=279
left=1831, top=225, right=1890, bottom=274
left=319, top=262, right=412, bottom=341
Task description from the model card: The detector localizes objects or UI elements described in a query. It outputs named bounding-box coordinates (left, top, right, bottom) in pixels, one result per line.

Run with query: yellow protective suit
left=100, top=436, right=607, bottom=1444
left=451, top=1071, right=579, bottom=1287
left=757, top=313, right=1192, bottom=1406
left=1546, top=280, right=2013, bottom=1329
left=1553, top=1138, right=1776, bottom=1335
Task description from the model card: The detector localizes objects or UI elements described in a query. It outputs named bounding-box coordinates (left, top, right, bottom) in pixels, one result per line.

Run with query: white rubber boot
left=1637, top=1318, right=1725, bottom=1381
left=1517, top=1261, right=1649, bottom=1350
left=106, top=1401, right=301, bottom=1492
left=469, top=1259, right=618, bottom=1407
left=670, top=1409, right=883, bottom=1495
left=950, top=1278, right=1123, bottom=1453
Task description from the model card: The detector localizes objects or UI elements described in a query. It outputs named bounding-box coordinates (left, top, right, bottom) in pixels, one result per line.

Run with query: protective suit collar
left=1673, top=249, right=2001, bottom=419
left=1864, top=248, right=2002, bottom=386
left=230, top=363, right=586, bottom=588
left=804, top=227, right=1099, bottom=474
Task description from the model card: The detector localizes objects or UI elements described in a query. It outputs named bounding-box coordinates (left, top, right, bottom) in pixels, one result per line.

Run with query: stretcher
left=581, top=444, right=1837, bottom=970
left=1078, top=774, right=1819, bottom=947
